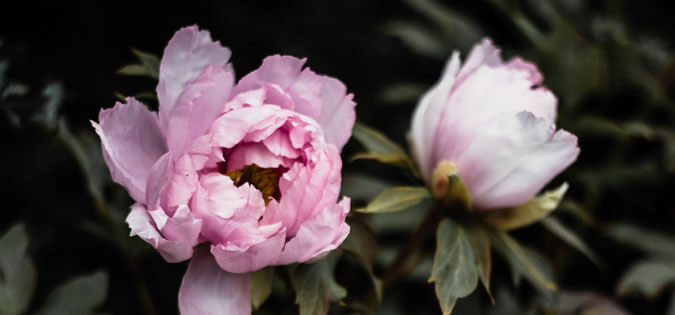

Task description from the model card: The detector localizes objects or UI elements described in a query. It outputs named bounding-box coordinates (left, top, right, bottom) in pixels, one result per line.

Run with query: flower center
left=224, top=164, right=285, bottom=205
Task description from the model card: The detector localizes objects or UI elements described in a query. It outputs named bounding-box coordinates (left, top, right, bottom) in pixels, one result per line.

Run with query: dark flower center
left=224, top=164, right=285, bottom=205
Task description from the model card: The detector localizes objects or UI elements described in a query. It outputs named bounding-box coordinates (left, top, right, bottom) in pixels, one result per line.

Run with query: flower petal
left=455, top=38, right=502, bottom=81
left=211, top=230, right=286, bottom=273
left=456, top=112, right=579, bottom=210
left=431, top=60, right=557, bottom=173
left=316, top=76, right=356, bottom=150
left=261, top=145, right=342, bottom=237
left=233, top=55, right=354, bottom=149
left=157, top=25, right=232, bottom=130
left=166, top=65, right=234, bottom=155
left=233, top=55, right=317, bottom=115
left=409, top=52, right=461, bottom=180
left=126, top=203, right=200, bottom=263
left=276, top=197, right=350, bottom=265
left=178, top=247, right=251, bottom=315
left=92, top=98, right=167, bottom=204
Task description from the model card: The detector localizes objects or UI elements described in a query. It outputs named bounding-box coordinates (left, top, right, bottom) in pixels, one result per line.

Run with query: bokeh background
left=1, top=0, right=674, bottom=314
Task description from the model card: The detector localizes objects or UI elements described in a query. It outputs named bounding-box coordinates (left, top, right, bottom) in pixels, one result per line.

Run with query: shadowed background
left=1, top=1, right=674, bottom=314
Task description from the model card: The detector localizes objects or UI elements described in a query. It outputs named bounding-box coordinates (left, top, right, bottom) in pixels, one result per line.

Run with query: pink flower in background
left=92, top=25, right=355, bottom=314
left=410, top=39, right=579, bottom=211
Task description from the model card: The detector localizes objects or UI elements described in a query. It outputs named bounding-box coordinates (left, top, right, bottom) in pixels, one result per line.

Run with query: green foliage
left=34, top=271, right=109, bottom=315
left=118, top=48, right=160, bottom=79
left=340, top=218, right=382, bottom=301
left=0, top=225, right=35, bottom=315
left=489, top=230, right=557, bottom=295
left=617, top=261, right=675, bottom=299
left=292, top=254, right=347, bottom=315
left=482, top=183, right=568, bottom=231
left=430, top=219, right=479, bottom=314
left=0, top=225, right=109, bottom=315
left=351, top=122, right=420, bottom=178
left=251, top=268, right=274, bottom=310
left=541, top=217, right=600, bottom=267
left=355, top=186, right=431, bottom=214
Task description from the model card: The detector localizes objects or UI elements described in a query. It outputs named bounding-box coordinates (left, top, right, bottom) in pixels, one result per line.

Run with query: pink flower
left=410, top=39, right=579, bottom=211
left=92, top=25, right=355, bottom=314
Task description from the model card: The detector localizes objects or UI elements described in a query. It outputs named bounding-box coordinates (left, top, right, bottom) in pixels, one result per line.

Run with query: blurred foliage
left=1, top=0, right=674, bottom=314
left=0, top=224, right=109, bottom=315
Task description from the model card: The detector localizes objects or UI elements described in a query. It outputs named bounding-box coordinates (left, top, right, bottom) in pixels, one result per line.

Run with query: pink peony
left=410, top=39, right=579, bottom=211
left=92, top=25, right=355, bottom=314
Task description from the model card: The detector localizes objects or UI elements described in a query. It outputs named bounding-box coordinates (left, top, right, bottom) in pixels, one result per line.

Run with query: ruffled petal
left=233, top=55, right=319, bottom=115
left=233, top=55, right=354, bottom=149
left=456, top=112, right=579, bottom=210
left=316, top=76, right=356, bottom=150
left=455, top=38, right=502, bottom=81
left=276, top=198, right=350, bottom=265
left=166, top=65, right=234, bottom=155
left=178, top=247, right=251, bottom=315
left=431, top=58, right=557, bottom=171
left=261, top=145, right=342, bottom=237
left=409, top=52, right=461, bottom=180
left=126, top=203, right=200, bottom=263
left=157, top=25, right=232, bottom=130
left=211, top=230, right=286, bottom=273
left=92, top=98, right=167, bottom=204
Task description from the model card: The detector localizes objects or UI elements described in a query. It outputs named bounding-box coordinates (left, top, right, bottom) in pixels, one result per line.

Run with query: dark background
left=1, top=1, right=674, bottom=314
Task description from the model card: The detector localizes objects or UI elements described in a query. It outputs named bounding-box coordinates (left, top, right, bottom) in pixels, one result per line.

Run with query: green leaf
left=430, top=219, right=479, bottom=315
left=117, top=64, right=150, bottom=76
left=341, top=218, right=382, bottom=301
left=377, top=82, right=428, bottom=105
left=117, top=48, right=159, bottom=79
left=465, top=225, right=493, bottom=303
left=35, top=270, right=109, bottom=315
left=430, top=161, right=471, bottom=209
left=355, top=186, right=431, bottom=214
left=352, top=122, right=406, bottom=155
left=617, top=261, right=675, bottom=299
left=400, top=0, right=482, bottom=51
left=606, top=223, right=675, bottom=259
left=482, top=183, right=568, bottom=230
left=251, top=267, right=274, bottom=310
left=489, top=230, right=557, bottom=293
left=293, top=254, right=346, bottom=315
left=351, top=123, right=420, bottom=177
left=0, top=224, right=36, bottom=315
left=541, top=217, right=601, bottom=267
left=382, top=21, right=447, bottom=58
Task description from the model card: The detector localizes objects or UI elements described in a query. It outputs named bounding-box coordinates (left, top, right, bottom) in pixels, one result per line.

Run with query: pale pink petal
left=431, top=62, right=557, bottom=171
left=166, top=65, right=234, bottom=155
left=317, top=76, right=356, bottom=150
left=178, top=247, right=251, bottom=315
left=456, top=112, right=579, bottom=210
left=157, top=25, right=232, bottom=130
left=409, top=52, right=461, bottom=180
left=126, top=203, right=199, bottom=263
left=455, top=38, right=502, bottom=81
left=276, top=198, right=350, bottom=265
left=92, top=98, right=167, bottom=204
left=211, top=230, right=286, bottom=273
